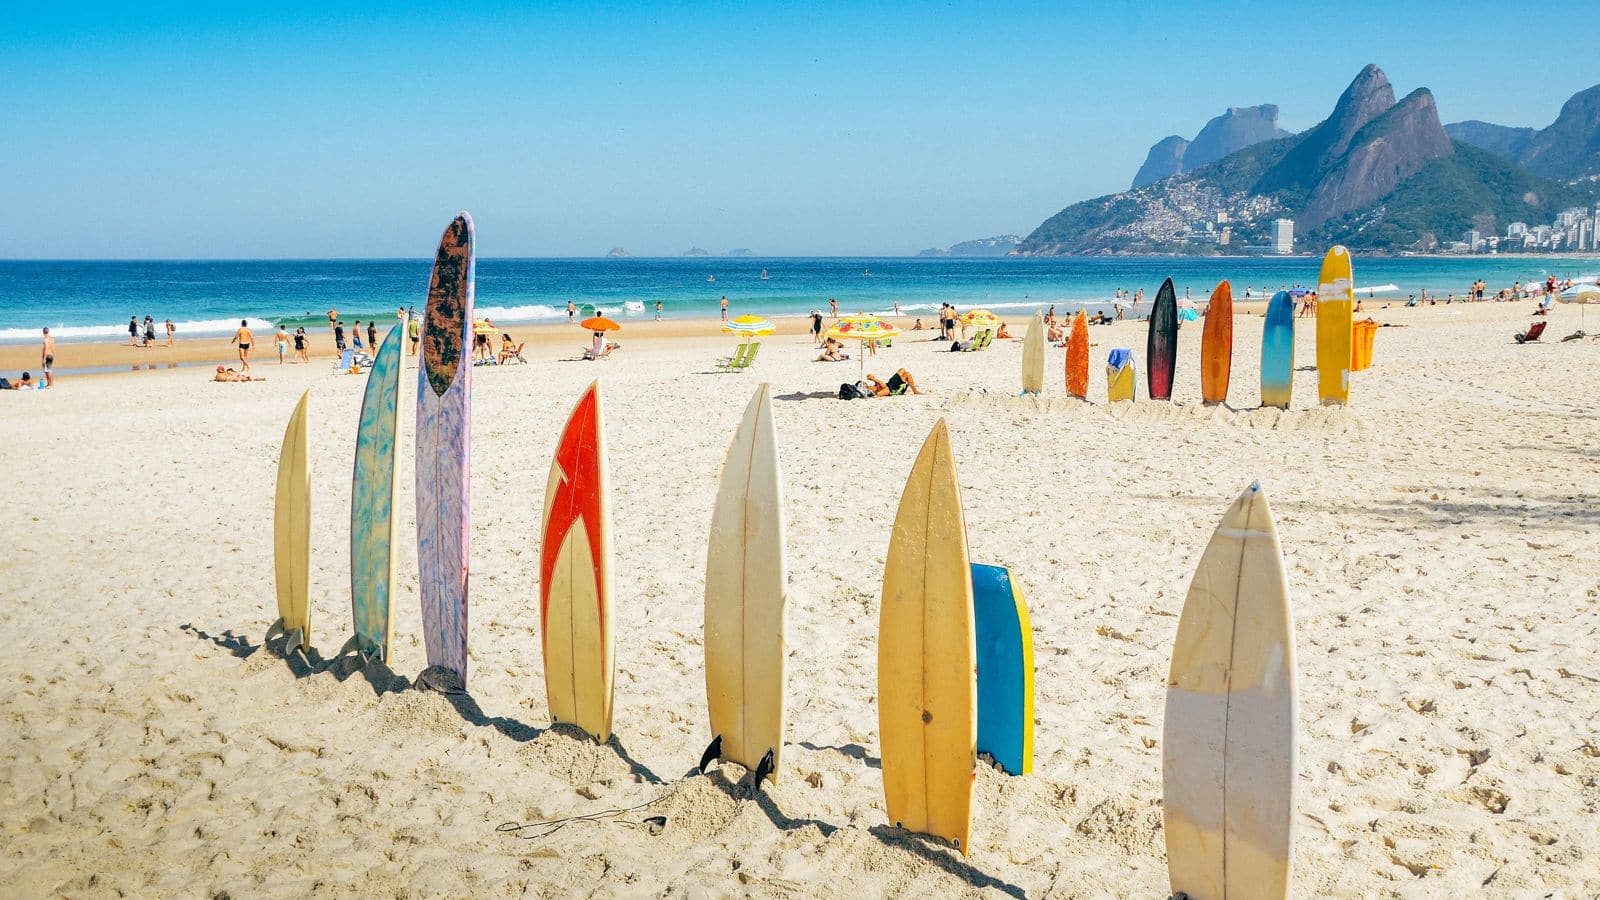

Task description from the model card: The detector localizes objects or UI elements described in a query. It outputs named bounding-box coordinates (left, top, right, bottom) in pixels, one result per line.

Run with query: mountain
left=1444, top=121, right=1535, bottom=159
left=726, top=248, right=754, bottom=257
left=917, top=235, right=1024, bottom=257
left=1017, top=64, right=1587, bottom=255
left=681, top=247, right=710, bottom=257
left=1132, top=105, right=1288, bottom=188
left=1445, top=83, right=1600, bottom=182
left=605, top=247, right=632, bottom=258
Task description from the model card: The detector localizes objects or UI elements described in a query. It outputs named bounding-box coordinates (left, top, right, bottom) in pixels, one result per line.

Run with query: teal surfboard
left=1260, top=291, right=1295, bottom=409
left=971, top=563, right=1034, bottom=775
left=348, top=323, right=404, bottom=663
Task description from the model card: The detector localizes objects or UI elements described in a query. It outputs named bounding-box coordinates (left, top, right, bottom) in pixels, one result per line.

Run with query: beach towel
left=1107, top=348, right=1133, bottom=370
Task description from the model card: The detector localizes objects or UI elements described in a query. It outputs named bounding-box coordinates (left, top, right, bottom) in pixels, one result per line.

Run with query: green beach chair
left=738, top=341, right=762, bottom=370
left=716, top=343, right=751, bottom=372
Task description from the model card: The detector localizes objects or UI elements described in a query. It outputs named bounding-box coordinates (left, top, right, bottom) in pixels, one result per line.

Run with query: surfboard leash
left=496, top=787, right=677, bottom=841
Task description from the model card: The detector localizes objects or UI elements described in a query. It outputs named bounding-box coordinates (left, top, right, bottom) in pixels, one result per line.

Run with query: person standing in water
left=230, top=320, right=254, bottom=371
left=829, top=297, right=838, bottom=318
left=720, top=296, right=729, bottom=321
left=655, top=300, right=664, bottom=320
left=567, top=300, right=576, bottom=323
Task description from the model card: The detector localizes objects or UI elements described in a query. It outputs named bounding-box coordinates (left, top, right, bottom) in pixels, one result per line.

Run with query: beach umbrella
left=1560, top=286, right=1600, bottom=328
left=722, top=314, right=775, bottom=342
left=580, top=316, right=621, bottom=332
left=960, top=309, right=1000, bottom=331
left=473, top=319, right=497, bottom=336
left=826, top=313, right=901, bottom=375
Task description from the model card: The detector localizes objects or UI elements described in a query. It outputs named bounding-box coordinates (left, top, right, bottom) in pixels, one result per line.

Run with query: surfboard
left=273, top=390, right=311, bottom=654
left=1163, top=483, right=1297, bottom=900
left=349, top=324, right=403, bottom=663
left=1065, top=311, right=1089, bottom=399
left=1020, top=310, right=1045, bottom=395
left=541, top=381, right=615, bottom=743
left=1260, top=291, right=1295, bottom=409
left=1107, top=348, right=1135, bottom=402
left=1200, top=281, right=1233, bottom=405
left=1316, top=246, right=1354, bottom=405
left=1148, top=278, right=1178, bottom=401
left=703, top=383, right=787, bottom=783
left=880, top=419, right=976, bottom=854
left=971, top=563, right=1033, bottom=777
left=415, top=213, right=474, bottom=688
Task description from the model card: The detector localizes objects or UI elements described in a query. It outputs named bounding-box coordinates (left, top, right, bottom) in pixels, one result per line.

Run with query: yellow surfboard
left=879, top=419, right=976, bottom=854
left=1315, top=246, right=1354, bottom=405
left=704, top=383, right=787, bottom=783
left=272, top=390, right=312, bottom=654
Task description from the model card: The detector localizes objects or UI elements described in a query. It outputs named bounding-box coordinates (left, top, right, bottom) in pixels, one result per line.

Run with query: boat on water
left=862, top=268, right=872, bottom=277
left=707, top=274, right=716, bottom=283
left=760, top=269, right=769, bottom=280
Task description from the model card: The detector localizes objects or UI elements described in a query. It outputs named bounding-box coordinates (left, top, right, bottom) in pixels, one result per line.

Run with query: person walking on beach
left=655, top=300, right=664, bottom=320
left=327, top=309, right=339, bottom=333
left=165, top=319, right=175, bottom=346
left=893, top=300, right=901, bottom=317
left=366, top=320, right=377, bottom=349
left=811, top=310, right=824, bottom=345
left=128, top=316, right=139, bottom=346
left=293, top=327, right=309, bottom=363
left=40, top=328, right=55, bottom=388
left=720, top=296, right=729, bottom=321
left=567, top=300, right=576, bottom=323
left=230, top=320, right=254, bottom=371
left=334, top=321, right=346, bottom=352
left=143, top=316, right=156, bottom=347
left=829, top=298, right=838, bottom=318
left=352, top=321, right=366, bottom=352
left=275, top=324, right=290, bottom=364
left=407, top=314, right=420, bottom=355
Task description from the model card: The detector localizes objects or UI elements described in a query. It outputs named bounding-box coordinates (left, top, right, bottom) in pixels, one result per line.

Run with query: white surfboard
left=1021, top=311, right=1044, bottom=395
left=1163, top=483, right=1297, bottom=900
left=703, top=383, right=787, bottom=783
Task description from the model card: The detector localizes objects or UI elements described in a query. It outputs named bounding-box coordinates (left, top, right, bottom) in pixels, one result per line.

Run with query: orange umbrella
left=580, top=316, right=620, bottom=332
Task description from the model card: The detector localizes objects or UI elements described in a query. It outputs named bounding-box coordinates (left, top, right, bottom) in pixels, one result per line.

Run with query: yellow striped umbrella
left=826, top=314, right=900, bottom=374
left=959, top=309, right=1000, bottom=331
left=722, top=314, right=776, bottom=341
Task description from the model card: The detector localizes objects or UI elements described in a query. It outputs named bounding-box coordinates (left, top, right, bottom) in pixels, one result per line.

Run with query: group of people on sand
left=128, top=315, right=174, bottom=348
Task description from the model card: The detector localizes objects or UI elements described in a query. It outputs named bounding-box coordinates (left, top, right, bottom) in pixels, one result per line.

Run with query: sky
left=4, top=1, right=1598, bottom=258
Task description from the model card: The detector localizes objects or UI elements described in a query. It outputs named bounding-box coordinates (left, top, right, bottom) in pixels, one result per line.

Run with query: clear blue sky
left=4, top=1, right=1596, bottom=258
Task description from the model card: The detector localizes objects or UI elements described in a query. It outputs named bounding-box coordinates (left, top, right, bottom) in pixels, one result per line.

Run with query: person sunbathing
left=213, top=366, right=265, bottom=382
left=2, top=372, right=36, bottom=390
left=816, top=339, right=850, bottom=362
left=863, top=369, right=922, bottom=396
left=497, top=333, right=517, bottom=363
left=911, top=318, right=925, bottom=331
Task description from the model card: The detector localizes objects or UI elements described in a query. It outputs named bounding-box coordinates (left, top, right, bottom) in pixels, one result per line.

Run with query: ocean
left=3, top=255, right=1597, bottom=345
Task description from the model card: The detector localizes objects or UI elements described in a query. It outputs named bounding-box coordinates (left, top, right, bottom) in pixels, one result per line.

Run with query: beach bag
left=839, top=382, right=869, bottom=400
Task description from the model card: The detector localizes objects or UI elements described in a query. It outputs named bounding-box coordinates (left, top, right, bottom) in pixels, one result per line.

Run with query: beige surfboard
left=879, top=419, right=977, bottom=853
left=1020, top=310, right=1045, bottom=395
left=703, top=383, right=787, bottom=783
left=1163, top=483, right=1297, bottom=899
left=272, top=390, right=312, bottom=654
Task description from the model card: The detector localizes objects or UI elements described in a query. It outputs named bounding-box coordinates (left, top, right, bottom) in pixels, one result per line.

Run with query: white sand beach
left=2, top=302, right=1598, bottom=896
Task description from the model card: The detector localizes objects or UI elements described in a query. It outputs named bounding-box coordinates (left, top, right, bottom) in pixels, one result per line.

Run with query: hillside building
left=1272, top=219, right=1294, bottom=254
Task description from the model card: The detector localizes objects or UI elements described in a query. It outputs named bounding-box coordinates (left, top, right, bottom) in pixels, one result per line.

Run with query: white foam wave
left=472, top=304, right=566, bottom=322
left=0, top=317, right=275, bottom=344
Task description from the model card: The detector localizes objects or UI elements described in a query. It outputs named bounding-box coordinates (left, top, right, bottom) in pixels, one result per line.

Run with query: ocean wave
left=472, top=304, right=567, bottom=322
left=0, top=317, right=277, bottom=344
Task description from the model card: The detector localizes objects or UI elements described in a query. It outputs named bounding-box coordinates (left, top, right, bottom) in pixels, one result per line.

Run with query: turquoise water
left=2, top=255, right=1596, bottom=344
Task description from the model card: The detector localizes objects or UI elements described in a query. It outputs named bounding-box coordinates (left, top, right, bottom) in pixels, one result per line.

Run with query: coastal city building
left=1272, top=218, right=1294, bottom=254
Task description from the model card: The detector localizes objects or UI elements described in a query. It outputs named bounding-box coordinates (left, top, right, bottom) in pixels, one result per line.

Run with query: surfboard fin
left=698, top=735, right=722, bottom=775
left=751, top=749, right=775, bottom=791
left=284, top=627, right=306, bottom=659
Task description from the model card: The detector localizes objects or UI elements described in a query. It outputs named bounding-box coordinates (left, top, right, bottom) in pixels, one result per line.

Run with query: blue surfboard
left=971, top=563, right=1034, bottom=775
left=1260, top=291, right=1295, bottom=409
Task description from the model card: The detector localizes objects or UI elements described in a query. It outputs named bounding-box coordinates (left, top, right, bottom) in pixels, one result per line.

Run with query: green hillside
left=1305, top=142, right=1599, bottom=250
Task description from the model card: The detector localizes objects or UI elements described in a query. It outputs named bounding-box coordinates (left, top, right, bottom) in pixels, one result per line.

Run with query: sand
left=1, top=301, right=1597, bottom=897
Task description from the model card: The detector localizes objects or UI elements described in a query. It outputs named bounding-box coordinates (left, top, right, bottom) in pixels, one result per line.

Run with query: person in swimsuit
left=143, top=316, right=156, bottom=346
left=275, top=325, right=290, bottom=364
left=720, top=296, right=729, bottom=321
left=327, top=309, right=339, bottom=333
left=40, top=328, right=55, bottom=388
left=230, top=320, right=254, bottom=371
left=334, top=322, right=346, bottom=351
left=129, top=317, right=140, bottom=346
left=862, top=369, right=922, bottom=396
left=293, top=327, right=309, bottom=363
left=165, top=319, right=175, bottom=346
left=352, top=321, right=365, bottom=352
left=407, top=315, right=420, bottom=355
left=810, top=310, right=824, bottom=345
left=567, top=300, right=576, bottom=322
left=366, top=320, right=377, bottom=349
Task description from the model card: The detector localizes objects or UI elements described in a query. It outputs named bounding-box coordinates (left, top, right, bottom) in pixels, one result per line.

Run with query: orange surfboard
left=1200, top=281, right=1233, bottom=405
left=1065, top=311, right=1089, bottom=399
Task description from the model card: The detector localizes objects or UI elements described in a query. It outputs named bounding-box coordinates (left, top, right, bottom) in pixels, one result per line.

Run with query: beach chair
left=333, top=349, right=354, bottom=371
left=715, top=343, right=751, bottom=372
left=506, top=342, right=527, bottom=364
left=582, top=342, right=618, bottom=360
left=739, top=342, right=761, bottom=370
left=965, top=330, right=994, bottom=352
left=1515, top=321, right=1547, bottom=344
